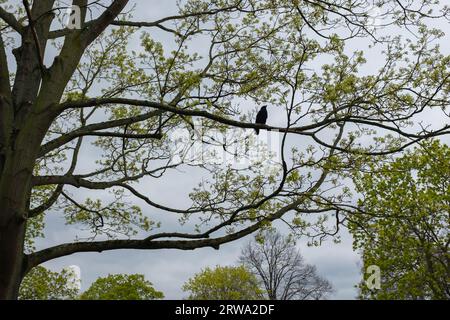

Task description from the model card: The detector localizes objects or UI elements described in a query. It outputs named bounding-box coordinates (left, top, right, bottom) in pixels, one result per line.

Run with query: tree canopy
left=18, top=266, right=79, bottom=300
left=80, top=273, right=164, bottom=300
left=350, top=141, right=449, bottom=300
left=0, top=0, right=449, bottom=299
left=183, top=265, right=263, bottom=300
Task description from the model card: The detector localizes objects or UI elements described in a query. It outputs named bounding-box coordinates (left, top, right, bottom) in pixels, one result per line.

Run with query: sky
left=4, top=0, right=448, bottom=299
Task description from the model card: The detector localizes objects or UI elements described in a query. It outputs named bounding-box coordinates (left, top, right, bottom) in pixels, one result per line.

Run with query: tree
left=19, top=266, right=79, bottom=300
left=0, top=0, right=449, bottom=299
left=240, top=230, right=333, bottom=300
left=183, top=265, right=263, bottom=300
left=349, top=141, right=450, bottom=300
left=80, top=273, right=163, bottom=300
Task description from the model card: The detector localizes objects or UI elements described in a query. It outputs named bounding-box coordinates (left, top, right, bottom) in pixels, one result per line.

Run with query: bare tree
left=0, top=0, right=449, bottom=299
left=240, top=231, right=333, bottom=300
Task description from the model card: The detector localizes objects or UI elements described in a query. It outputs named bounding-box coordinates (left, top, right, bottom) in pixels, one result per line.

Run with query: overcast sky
left=19, top=0, right=449, bottom=299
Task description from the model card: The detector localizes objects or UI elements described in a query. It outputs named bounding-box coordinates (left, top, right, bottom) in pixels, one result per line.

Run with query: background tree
left=240, top=230, right=333, bottom=300
left=80, top=273, right=163, bottom=300
left=183, top=265, right=263, bottom=300
left=0, top=0, right=449, bottom=299
left=349, top=141, right=450, bottom=300
left=18, top=266, right=79, bottom=300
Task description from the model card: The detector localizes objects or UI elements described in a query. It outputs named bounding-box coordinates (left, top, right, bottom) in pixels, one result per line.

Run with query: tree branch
left=0, top=33, right=11, bottom=98
left=57, top=97, right=450, bottom=156
left=0, top=34, right=12, bottom=163
left=57, top=97, right=301, bottom=134
left=25, top=197, right=302, bottom=271
left=0, top=6, right=24, bottom=33
left=38, top=109, right=162, bottom=157
left=80, top=0, right=129, bottom=48
left=31, top=174, right=203, bottom=215
left=28, top=184, right=63, bottom=218
left=47, top=2, right=248, bottom=39
left=22, top=0, right=46, bottom=74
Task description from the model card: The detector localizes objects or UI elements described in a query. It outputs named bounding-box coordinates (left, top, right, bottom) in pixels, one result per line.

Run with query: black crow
left=255, top=105, right=268, bottom=135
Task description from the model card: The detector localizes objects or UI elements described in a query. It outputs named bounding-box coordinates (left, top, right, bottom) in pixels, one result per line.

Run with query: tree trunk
left=0, top=122, right=45, bottom=299
left=0, top=212, right=26, bottom=300
left=0, top=154, right=30, bottom=299
left=0, top=3, right=54, bottom=298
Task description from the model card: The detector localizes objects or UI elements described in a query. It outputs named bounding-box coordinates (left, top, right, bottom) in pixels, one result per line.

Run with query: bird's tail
left=255, top=128, right=259, bottom=135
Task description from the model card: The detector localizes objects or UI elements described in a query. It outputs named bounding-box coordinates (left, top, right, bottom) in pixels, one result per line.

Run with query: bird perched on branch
left=254, top=105, right=268, bottom=135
